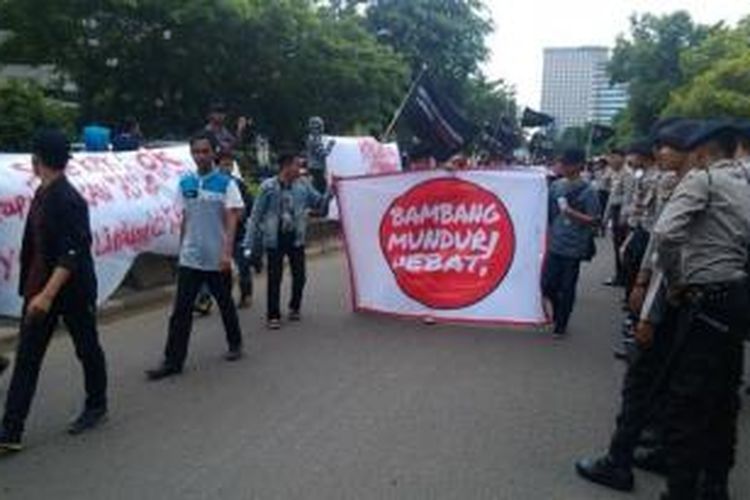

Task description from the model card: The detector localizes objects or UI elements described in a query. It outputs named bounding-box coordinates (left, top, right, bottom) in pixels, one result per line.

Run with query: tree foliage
left=0, top=0, right=408, bottom=144
left=0, top=0, right=514, bottom=152
left=0, top=80, right=77, bottom=151
left=662, top=16, right=750, bottom=118
left=609, top=11, right=712, bottom=137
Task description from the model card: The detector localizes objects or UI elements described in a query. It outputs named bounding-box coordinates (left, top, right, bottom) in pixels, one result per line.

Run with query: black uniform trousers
left=266, top=232, right=306, bottom=321
left=663, top=283, right=747, bottom=496
left=2, top=296, right=107, bottom=436
left=608, top=304, right=677, bottom=466
left=610, top=205, right=628, bottom=284
left=164, top=267, right=243, bottom=369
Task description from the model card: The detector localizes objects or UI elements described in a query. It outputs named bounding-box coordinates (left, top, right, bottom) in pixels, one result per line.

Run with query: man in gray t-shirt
left=146, top=132, right=245, bottom=381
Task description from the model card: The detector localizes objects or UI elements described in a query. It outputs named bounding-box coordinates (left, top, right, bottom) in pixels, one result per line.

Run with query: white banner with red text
left=335, top=169, right=548, bottom=325
left=323, top=136, right=401, bottom=219
left=0, top=146, right=193, bottom=318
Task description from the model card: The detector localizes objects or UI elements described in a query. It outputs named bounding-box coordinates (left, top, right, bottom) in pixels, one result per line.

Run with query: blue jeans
left=542, top=253, right=582, bottom=334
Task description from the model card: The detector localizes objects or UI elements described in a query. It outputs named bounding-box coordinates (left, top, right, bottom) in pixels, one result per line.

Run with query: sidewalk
left=0, top=237, right=342, bottom=351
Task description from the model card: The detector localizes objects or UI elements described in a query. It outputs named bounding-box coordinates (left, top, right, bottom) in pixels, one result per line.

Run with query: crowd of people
left=1, top=108, right=750, bottom=500
left=542, top=118, right=750, bottom=499
left=0, top=98, right=332, bottom=449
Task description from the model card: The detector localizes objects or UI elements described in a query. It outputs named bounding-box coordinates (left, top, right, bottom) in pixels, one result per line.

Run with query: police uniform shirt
left=653, top=159, right=750, bottom=286
left=627, top=166, right=661, bottom=230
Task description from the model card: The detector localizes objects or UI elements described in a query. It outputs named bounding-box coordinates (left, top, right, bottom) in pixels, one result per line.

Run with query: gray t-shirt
left=548, top=178, right=600, bottom=259
left=177, top=169, right=244, bottom=271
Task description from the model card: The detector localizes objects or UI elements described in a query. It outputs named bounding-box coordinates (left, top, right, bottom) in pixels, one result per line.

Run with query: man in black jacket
left=0, top=129, right=108, bottom=452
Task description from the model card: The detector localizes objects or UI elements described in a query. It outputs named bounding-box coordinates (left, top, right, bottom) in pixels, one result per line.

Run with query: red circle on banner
left=379, top=178, right=516, bottom=309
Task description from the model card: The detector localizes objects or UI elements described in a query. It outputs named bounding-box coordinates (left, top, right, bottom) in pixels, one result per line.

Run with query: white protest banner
left=335, top=169, right=548, bottom=325
left=323, top=136, right=401, bottom=219
left=0, top=146, right=194, bottom=318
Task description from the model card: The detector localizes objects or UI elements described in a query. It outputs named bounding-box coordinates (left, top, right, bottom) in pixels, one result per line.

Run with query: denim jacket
left=243, top=176, right=327, bottom=251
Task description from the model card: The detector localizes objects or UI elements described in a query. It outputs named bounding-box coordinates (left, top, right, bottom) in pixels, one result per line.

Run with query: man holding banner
left=542, top=149, right=600, bottom=338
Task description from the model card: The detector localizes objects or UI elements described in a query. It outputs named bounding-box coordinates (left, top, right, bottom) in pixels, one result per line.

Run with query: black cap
left=31, top=129, right=71, bottom=170
left=560, top=148, right=585, bottom=166
left=652, top=119, right=702, bottom=151
left=684, top=119, right=737, bottom=150
left=626, top=139, right=654, bottom=157
left=731, top=118, right=750, bottom=141
left=209, top=101, right=227, bottom=114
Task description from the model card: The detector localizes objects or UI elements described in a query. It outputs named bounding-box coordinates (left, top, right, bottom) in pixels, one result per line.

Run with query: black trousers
left=610, top=205, right=627, bottom=283
left=623, top=227, right=650, bottom=298
left=2, top=297, right=108, bottom=436
left=266, top=235, right=306, bottom=320
left=663, top=285, right=747, bottom=496
left=541, top=253, right=581, bottom=334
left=608, top=305, right=677, bottom=466
left=164, top=267, right=243, bottom=368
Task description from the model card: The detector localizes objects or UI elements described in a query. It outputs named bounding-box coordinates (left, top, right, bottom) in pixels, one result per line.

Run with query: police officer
left=654, top=120, right=750, bottom=499
left=575, top=119, right=701, bottom=493
left=603, top=148, right=634, bottom=286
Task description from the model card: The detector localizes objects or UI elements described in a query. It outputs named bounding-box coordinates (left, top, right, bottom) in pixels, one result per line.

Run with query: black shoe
left=0, top=427, right=22, bottom=453
left=637, top=427, right=661, bottom=448
left=575, top=455, right=634, bottom=492
left=145, top=364, right=182, bottom=381
left=603, top=278, right=624, bottom=287
left=288, top=310, right=301, bottom=322
left=193, top=298, right=213, bottom=316
left=68, top=407, right=108, bottom=436
left=633, top=447, right=667, bottom=476
left=223, top=347, right=244, bottom=362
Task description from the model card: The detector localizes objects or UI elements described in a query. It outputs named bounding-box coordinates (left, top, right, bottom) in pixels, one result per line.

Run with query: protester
left=602, top=148, right=632, bottom=287
left=244, top=153, right=330, bottom=330
left=0, top=129, right=109, bottom=452
left=111, top=116, right=142, bottom=152
left=217, top=148, right=254, bottom=308
left=146, top=132, right=245, bottom=381
left=541, top=148, right=600, bottom=338
left=575, top=118, right=700, bottom=492
left=205, top=102, right=248, bottom=154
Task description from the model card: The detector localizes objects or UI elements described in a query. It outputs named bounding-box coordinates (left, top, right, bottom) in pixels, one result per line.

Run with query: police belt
left=681, top=280, right=746, bottom=305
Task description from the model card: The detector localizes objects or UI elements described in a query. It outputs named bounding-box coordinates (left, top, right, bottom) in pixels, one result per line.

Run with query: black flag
left=521, top=108, right=555, bottom=128
left=402, top=75, right=478, bottom=162
left=591, top=123, right=616, bottom=145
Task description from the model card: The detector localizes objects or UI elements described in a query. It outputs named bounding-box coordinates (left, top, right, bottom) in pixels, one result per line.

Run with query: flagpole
left=381, top=64, right=428, bottom=141
left=585, top=124, right=595, bottom=159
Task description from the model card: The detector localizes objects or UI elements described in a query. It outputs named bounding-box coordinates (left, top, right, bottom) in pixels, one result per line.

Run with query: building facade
left=541, top=46, right=628, bottom=131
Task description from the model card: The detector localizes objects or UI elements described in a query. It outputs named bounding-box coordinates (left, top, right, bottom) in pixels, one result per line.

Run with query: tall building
left=541, top=46, right=628, bottom=132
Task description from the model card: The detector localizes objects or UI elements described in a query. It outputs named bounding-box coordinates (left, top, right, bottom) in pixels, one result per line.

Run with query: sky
left=483, top=0, right=748, bottom=109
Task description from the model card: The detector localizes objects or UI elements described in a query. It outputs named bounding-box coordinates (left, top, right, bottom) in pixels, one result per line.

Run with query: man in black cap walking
left=0, top=129, right=108, bottom=452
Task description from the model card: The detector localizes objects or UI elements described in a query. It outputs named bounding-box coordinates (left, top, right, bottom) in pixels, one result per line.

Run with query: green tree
left=0, top=80, right=77, bottom=151
left=663, top=53, right=750, bottom=118
left=0, top=0, right=408, bottom=144
left=662, top=16, right=750, bottom=118
left=364, top=0, right=493, bottom=100
left=609, top=11, right=712, bottom=137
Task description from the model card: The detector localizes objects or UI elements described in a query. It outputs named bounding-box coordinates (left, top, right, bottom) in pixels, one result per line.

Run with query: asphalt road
left=0, top=248, right=748, bottom=499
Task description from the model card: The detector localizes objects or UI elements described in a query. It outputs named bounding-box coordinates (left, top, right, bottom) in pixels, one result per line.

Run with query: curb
left=0, top=240, right=343, bottom=350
